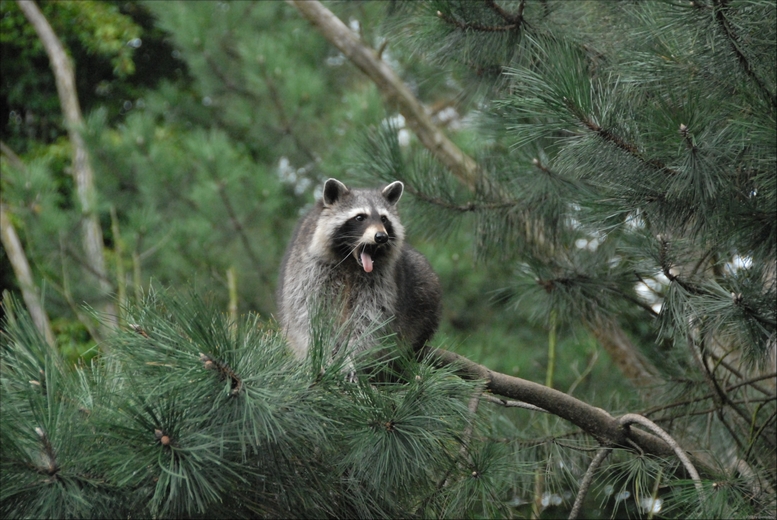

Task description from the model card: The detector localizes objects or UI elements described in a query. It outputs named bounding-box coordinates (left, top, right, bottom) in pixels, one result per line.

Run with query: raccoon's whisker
left=333, top=243, right=362, bottom=269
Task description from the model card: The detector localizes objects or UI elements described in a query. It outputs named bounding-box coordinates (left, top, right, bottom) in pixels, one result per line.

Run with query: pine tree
left=345, top=0, right=776, bottom=516
left=2, top=1, right=775, bottom=518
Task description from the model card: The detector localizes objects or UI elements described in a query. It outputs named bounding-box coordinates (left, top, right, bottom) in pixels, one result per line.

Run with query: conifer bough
left=287, top=0, right=480, bottom=190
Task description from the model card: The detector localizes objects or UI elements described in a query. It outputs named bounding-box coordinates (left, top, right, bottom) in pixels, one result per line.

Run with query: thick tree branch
left=0, top=202, right=56, bottom=348
left=17, top=0, right=117, bottom=336
left=427, top=347, right=703, bottom=464
left=286, top=0, right=479, bottom=190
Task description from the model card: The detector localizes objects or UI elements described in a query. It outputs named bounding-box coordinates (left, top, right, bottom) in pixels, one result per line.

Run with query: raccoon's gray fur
left=277, top=178, right=441, bottom=362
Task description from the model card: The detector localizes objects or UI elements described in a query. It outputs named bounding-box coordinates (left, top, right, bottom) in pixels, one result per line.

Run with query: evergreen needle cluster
left=1, top=1, right=775, bottom=518
left=1, top=291, right=493, bottom=518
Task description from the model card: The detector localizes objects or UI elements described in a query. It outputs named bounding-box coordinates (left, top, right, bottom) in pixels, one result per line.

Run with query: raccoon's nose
left=374, top=231, right=388, bottom=244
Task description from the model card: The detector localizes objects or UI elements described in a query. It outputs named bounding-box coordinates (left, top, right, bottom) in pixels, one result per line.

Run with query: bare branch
left=0, top=203, right=56, bottom=348
left=428, top=348, right=681, bottom=461
left=618, top=413, right=704, bottom=498
left=286, top=0, right=479, bottom=190
left=481, top=393, right=548, bottom=413
left=17, top=0, right=117, bottom=336
left=569, top=447, right=612, bottom=520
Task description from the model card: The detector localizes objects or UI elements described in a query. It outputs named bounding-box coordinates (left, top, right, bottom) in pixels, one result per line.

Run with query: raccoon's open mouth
left=356, top=244, right=380, bottom=273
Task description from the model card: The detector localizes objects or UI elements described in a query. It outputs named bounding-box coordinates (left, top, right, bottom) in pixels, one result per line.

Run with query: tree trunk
left=17, top=0, right=117, bottom=337
left=0, top=202, right=56, bottom=348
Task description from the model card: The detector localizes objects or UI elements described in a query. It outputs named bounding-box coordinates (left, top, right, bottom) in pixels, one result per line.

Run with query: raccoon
left=276, top=178, right=441, bottom=364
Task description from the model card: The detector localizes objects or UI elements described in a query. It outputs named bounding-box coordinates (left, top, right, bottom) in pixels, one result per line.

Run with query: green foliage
left=371, top=0, right=776, bottom=516
left=2, top=0, right=776, bottom=517
left=0, top=0, right=150, bottom=152
left=1, top=291, right=500, bottom=519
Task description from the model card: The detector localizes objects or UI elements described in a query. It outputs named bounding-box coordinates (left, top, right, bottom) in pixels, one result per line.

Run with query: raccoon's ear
left=322, top=178, right=349, bottom=206
left=382, top=181, right=404, bottom=206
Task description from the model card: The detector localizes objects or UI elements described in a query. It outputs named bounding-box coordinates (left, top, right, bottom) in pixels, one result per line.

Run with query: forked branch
left=428, top=347, right=715, bottom=478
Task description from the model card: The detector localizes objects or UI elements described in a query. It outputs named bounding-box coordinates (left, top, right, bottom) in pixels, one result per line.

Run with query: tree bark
left=428, top=347, right=715, bottom=475
left=287, top=0, right=479, bottom=190
left=1, top=202, right=57, bottom=348
left=17, top=0, right=117, bottom=336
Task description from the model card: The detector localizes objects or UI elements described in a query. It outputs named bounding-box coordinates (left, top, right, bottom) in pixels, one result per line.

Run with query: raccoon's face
left=310, top=178, right=405, bottom=273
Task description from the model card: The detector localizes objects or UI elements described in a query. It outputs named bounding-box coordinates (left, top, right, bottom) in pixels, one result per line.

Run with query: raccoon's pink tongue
left=360, top=250, right=374, bottom=273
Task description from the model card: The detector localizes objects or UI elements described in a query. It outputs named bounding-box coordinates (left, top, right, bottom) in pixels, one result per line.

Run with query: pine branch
left=566, top=97, right=678, bottom=177
left=426, top=347, right=716, bottom=474
left=486, top=0, right=526, bottom=25
left=658, top=236, right=777, bottom=329
left=403, top=182, right=517, bottom=212
left=435, top=0, right=528, bottom=33
left=33, top=427, right=59, bottom=478
left=287, top=0, right=480, bottom=190
left=199, top=353, right=243, bottom=396
left=436, top=10, right=518, bottom=33
left=712, top=0, right=777, bottom=109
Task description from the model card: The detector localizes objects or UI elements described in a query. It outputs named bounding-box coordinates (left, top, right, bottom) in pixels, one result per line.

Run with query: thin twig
left=618, top=414, right=704, bottom=499
left=707, top=349, right=773, bottom=397
left=481, top=393, right=548, bottom=413
left=568, top=446, right=612, bottom=520
left=459, top=387, right=484, bottom=463
left=566, top=348, right=599, bottom=396
left=712, top=0, right=777, bottom=108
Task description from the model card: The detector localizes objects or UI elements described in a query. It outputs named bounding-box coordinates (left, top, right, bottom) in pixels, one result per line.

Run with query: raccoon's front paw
left=346, top=370, right=358, bottom=384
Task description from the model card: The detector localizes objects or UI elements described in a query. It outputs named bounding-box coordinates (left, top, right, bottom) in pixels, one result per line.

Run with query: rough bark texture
left=17, top=0, right=117, bottom=335
left=0, top=202, right=56, bottom=348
